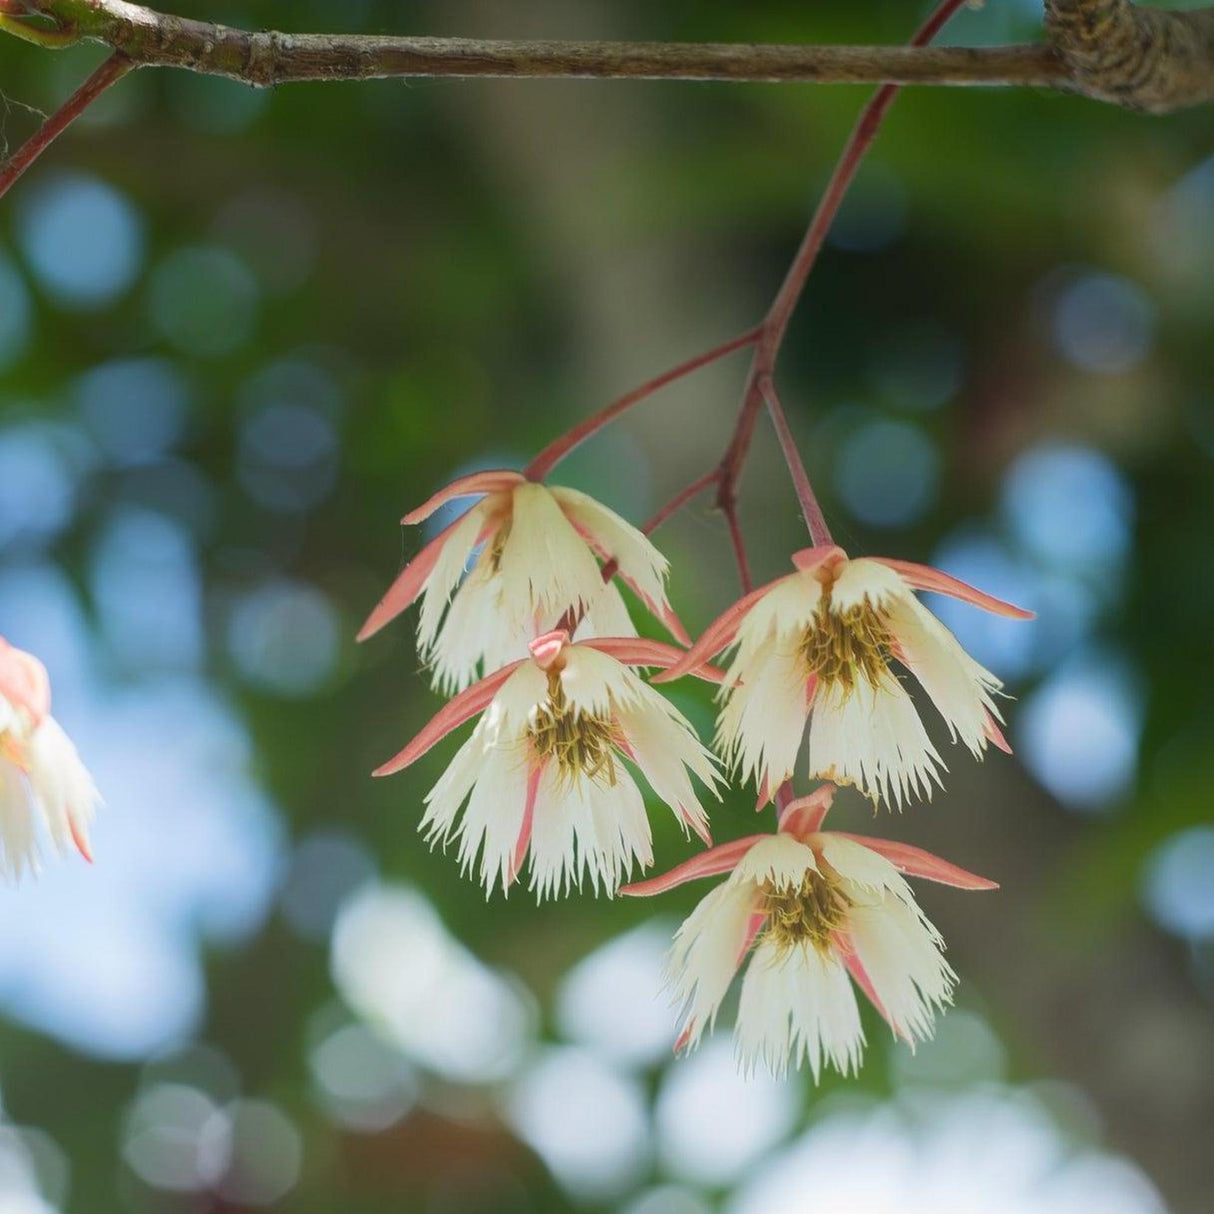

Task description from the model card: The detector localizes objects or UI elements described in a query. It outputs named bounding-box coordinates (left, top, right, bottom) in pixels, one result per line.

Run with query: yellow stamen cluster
left=801, top=597, right=894, bottom=693
left=760, top=866, right=852, bottom=954
left=528, top=672, right=620, bottom=785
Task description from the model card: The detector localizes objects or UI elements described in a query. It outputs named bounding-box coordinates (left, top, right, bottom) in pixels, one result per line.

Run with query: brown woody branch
left=1, top=0, right=1211, bottom=113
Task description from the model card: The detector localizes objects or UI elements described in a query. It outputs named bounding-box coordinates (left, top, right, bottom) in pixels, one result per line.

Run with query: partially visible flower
left=375, top=629, right=720, bottom=899
left=358, top=471, right=687, bottom=692
left=0, top=637, right=100, bottom=881
left=657, top=545, right=1032, bottom=809
left=623, top=786, right=996, bottom=1079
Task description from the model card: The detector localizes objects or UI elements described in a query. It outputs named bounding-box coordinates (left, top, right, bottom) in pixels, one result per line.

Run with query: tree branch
left=8, top=2, right=1063, bottom=89
left=0, top=0, right=1201, bottom=112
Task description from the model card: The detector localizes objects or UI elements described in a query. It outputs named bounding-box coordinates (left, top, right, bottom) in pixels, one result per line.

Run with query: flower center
left=760, top=867, right=852, bottom=954
left=801, top=598, right=894, bottom=693
left=528, top=672, right=619, bottom=785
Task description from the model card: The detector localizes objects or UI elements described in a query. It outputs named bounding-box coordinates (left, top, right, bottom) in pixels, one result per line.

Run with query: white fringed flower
left=657, top=545, right=1032, bottom=808
left=624, top=788, right=996, bottom=1079
left=374, top=630, right=720, bottom=899
left=358, top=470, right=687, bottom=692
left=0, top=637, right=100, bottom=881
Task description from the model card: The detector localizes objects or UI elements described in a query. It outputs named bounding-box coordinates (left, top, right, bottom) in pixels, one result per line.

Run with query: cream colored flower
left=658, top=545, right=1032, bottom=808
left=0, top=637, right=100, bottom=881
left=375, top=630, right=720, bottom=899
left=624, top=790, right=996, bottom=1079
left=359, top=470, right=687, bottom=692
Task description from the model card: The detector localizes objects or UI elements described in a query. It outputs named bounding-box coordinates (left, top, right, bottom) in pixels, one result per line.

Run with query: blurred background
left=0, top=0, right=1211, bottom=1210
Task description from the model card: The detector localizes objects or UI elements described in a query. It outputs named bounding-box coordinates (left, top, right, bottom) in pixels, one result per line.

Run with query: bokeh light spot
left=0, top=427, right=77, bottom=553
left=1020, top=657, right=1141, bottom=812
left=331, top=884, right=533, bottom=1084
left=1053, top=273, right=1155, bottom=375
left=123, top=1083, right=220, bottom=1193
left=89, top=508, right=203, bottom=671
left=308, top=1021, right=418, bottom=1132
left=836, top=419, right=939, bottom=528
left=1002, top=443, right=1133, bottom=570
left=727, top=1088, right=1166, bottom=1214
left=655, top=1037, right=799, bottom=1187
left=76, top=357, right=190, bottom=466
left=209, top=1100, right=302, bottom=1206
left=16, top=173, right=142, bottom=307
left=147, top=246, right=259, bottom=358
left=226, top=579, right=340, bottom=696
left=281, top=830, right=377, bottom=942
left=236, top=361, right=342, bottom=514
left=556, top=920, right=676, bottom=1068
left=1141, top=826, right=1214, bottom=941
left=506, top=1046, right=649, bottom=1200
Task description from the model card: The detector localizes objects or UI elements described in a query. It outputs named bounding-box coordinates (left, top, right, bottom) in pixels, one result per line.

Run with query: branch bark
left=2, top=0, right=1210, bottom=112
left=1044, top=0, right=1214, bottom=112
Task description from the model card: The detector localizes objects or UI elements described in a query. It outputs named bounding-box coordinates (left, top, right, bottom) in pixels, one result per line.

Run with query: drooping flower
left=0, top=637, right=100, bottom=881
left=623, top=786, right=996, bottom=1079
left=656, top=545, right=1032, bottom=809
left=357, top=470, right=687, bottom=692
left=374, top=629, right=720, bottom=899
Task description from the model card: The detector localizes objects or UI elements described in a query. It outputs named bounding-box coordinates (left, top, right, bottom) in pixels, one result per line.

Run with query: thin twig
left=641, top=469, right=721, bottom=537
left=0, top=51, right=133, bottom=201
left=525, top=328, right=759, bottom=482
left=723, top=504, right=753, bottom=595
left=717, top=0, right=970, bottom=515
left=759, top=376, right=832, bottom=547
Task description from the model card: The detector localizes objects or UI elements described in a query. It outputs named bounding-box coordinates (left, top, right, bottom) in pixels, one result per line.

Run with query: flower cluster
left=363, top=466, right=1030, bottom=1077
left=0, top=636, right=100, bottom=882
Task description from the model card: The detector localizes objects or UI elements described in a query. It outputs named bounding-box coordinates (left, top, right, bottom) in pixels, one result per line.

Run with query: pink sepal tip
left=873, top=557, right=1034, bottom=620
left=582, top=637, right=725, bottom=683
left=400, top=469, right=525, bottom=525
left=70, top=818, right=94, bottom=864
left=619, top=834, right=767, bottom=897
left=373, top=659, right=524, bottom=776
left=650, top=571, right=793, bottom=684
left=357, top=513, right=470, bottom=643
left=833, top=832, right=998, bottom=890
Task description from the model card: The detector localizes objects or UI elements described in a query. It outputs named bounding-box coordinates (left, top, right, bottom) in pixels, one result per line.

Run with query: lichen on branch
left=1045, top=0, right=1214, bottom=112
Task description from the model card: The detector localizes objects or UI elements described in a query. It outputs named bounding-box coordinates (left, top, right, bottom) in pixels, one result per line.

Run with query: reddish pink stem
left=759, top=375, right=832, bottom=546
left=723, top=502, right=753, bottom=593
left=641, top=468, right=720, bottom=535
left=0, top=53, right=135, bottom=202
left=524, top=326, right=760, bottom=482
left=715, top=0, right=969, bottom=511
